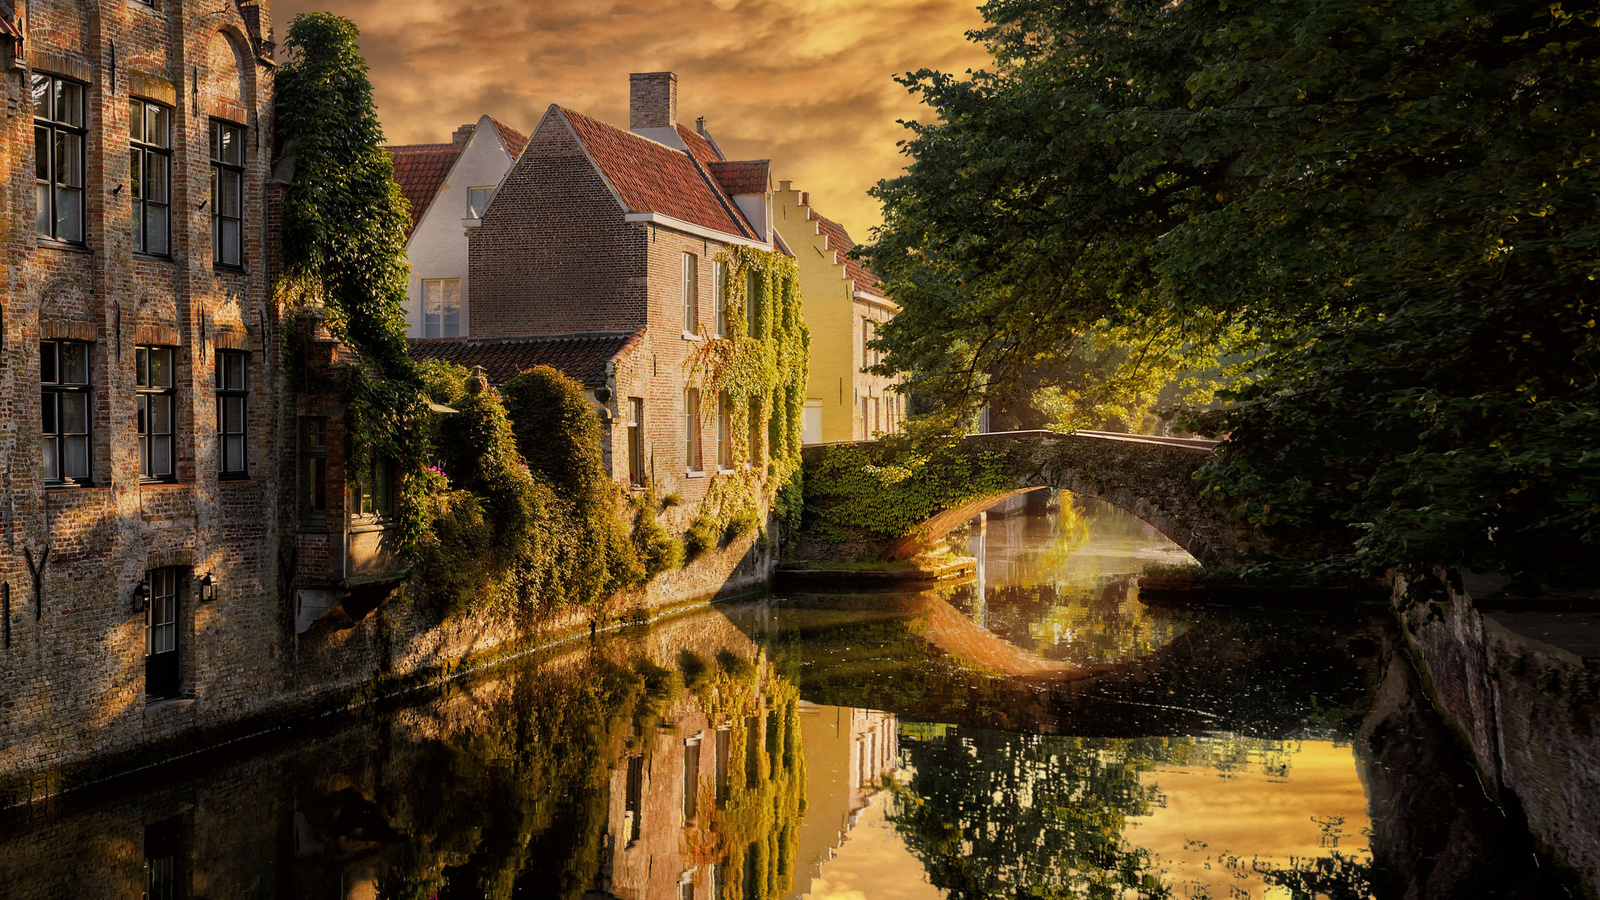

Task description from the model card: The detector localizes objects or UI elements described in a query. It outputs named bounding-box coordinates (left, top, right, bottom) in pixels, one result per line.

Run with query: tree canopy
left=862, top=0, right=1600, bottom=584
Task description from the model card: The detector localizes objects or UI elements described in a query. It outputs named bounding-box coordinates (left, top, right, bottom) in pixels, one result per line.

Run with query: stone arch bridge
left=796, top=430, right=1272, bottom=566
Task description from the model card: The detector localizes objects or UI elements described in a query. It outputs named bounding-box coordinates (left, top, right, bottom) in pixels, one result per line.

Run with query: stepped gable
left=558, top=107, right=757, bottom=241
left=489, top=117, right=529, bottom=158
left=408, top=330, right=643, bottom=387
left=810, top=210, right=884, bottom=298
left=388, top=143, right=461, bottom=237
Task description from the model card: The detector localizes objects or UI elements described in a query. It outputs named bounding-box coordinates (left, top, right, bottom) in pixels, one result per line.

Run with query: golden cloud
left=272, top=0, right=990, bottom=238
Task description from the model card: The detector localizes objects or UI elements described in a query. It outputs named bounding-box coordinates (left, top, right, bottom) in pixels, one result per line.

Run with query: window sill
left=36, top=239, right=91, bottom=254
left=45, top=480, right=97, bottom=490
left=685, top=470, right=707, bottom=479
left=139, top=478, right=183, bottom=487
left=219, top=472, right=251, bottom=482
left=144, top=695, right=195, bottom=712
left=133, top=252, right=174, bottom=264
left=716, top=466, right=736, bottom=474
left=681, top=331, right=704, bottom=342
left=213, top=263, right=247, bottom=275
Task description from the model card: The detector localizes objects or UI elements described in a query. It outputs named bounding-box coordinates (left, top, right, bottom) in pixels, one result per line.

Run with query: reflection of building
left=595, top=661, right=804, bottom=900
left=788, top=702, right=899, bottom=898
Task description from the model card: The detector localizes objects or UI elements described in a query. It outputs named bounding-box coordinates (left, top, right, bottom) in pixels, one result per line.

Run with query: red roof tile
left=387, top=144, right=460, bottom=238
left=676, top=124, right=724, bottom=167
left=489, top=118, right=528, bottom=158
left=558, top=107, right=757, bottom=241
left=707, top=160, right=770, bottom=196
left=811, top=211, right=885, bottom=298
left=408, top=330, right=643, bottom=387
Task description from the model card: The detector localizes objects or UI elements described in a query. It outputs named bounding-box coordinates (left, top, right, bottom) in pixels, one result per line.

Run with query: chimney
left=630, top=72, right=677, bottom=131
left=452, top=123, right=475, bottom=149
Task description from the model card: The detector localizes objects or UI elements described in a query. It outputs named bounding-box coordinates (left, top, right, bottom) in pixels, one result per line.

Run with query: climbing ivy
left=802, top=436, right=1011, bottom=544
left=685, top=247, right=810, bottom=554
left=275, top=14, right=429, bottom=543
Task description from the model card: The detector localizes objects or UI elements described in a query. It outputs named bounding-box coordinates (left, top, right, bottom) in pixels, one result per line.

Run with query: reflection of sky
left=802, top=792, right=944, bottom=900
left=272, top=0, right=990, bottom=235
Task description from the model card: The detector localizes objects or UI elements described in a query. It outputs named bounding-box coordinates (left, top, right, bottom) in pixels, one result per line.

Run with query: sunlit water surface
left=0, top=493, right=1565, bottom=899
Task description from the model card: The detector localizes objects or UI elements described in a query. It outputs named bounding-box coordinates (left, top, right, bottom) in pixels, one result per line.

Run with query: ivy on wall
left=802, top=437, right=1012, bottom=546
left=685, top=246, right=811, bottom=555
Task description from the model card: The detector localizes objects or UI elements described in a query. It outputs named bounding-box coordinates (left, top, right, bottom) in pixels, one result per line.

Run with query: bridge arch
left=797, top=431, right=1267, bottom=566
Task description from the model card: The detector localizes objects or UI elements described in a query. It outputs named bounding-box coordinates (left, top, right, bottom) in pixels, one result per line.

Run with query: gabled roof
left=677, top=124, right=724, bottom=167
left=408, top=330, right=643, bottom=387
left=388, top=118, right=527, bottom=239
left=388, top=144, right=460, bottom=238
left=489, top=118, right=529, bottom=159
left=811, top=211, right=885, bottom=299
left=707, top=160, right=770, bottom=196
left=556, top=107, right=759, bottom=242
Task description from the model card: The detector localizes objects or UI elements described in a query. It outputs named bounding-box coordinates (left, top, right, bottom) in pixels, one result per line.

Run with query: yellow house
left=774, top=182, right=905, bottom=444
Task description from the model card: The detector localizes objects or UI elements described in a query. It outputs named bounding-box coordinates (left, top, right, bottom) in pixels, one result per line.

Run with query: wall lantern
left=197, top=572, right=218, bottom=604
left=130, top=579, right=149, bottom=615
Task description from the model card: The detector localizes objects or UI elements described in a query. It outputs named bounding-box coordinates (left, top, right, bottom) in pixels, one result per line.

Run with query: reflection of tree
left=890, top=728, right=1174, bottom=899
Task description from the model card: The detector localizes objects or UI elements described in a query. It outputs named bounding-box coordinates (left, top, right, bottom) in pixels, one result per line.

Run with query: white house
left=388, top=115, right=527, bottom=338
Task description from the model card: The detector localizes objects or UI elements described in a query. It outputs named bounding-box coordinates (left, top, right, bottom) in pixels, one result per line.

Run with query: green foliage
left=802, top=436, right=1011, bottom=544
left=687, top=246, right=811, bottom=539
left=275, top=14, right=429, bottom=542
left=865, top=0, right=1600, bottom=584
left=417, top=369, right=646, bottom=616
left=630, top=486, right=685, bottom=577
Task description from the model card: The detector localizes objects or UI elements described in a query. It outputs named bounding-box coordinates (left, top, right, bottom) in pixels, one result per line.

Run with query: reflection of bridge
left=800, top=431, right=1274, bottom=566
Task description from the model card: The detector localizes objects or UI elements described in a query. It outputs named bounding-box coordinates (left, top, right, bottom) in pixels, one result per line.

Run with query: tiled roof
left=489, top=118, right=528, bottom=158
left=388, top=143, right=460, bottom=237
left=408, top=330, right=643, bottom=387
left=676, top=124, right=724, bottom=167
left=0, top=1, right=21, bottom=40
left=558, top=107, right=758, bottom=241
left=707, top=160, right=770, bottom=196
left=812, top=211, right=885, bottom=298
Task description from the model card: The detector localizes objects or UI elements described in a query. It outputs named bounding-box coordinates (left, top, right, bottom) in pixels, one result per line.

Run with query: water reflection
left=0, top=492, right=1573, bottom=898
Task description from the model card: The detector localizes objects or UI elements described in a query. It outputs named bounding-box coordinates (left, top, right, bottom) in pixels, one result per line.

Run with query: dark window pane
left=31, top=74, right=49, bottom=119
left=60, top=342, right=87, bottom=384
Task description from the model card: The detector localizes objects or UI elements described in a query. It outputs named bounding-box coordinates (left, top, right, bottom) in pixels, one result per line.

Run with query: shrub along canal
left=0, top=493, right=1579, bottom=898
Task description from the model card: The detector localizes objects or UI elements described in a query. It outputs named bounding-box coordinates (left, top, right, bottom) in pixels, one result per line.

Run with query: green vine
left=684, top=246, right=811, bottom=553
left=802, top=436, right=1012, bottom=544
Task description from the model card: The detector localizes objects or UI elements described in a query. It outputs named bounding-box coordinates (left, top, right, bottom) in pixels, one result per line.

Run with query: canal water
left=0, top=493, right=1573, bottom=898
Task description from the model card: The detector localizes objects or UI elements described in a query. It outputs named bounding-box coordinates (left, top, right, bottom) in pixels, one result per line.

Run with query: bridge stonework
left=798, top=431, right=1269, bottom=566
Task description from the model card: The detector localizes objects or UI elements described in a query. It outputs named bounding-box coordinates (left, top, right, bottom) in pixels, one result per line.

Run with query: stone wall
left=1396, top=574, right=1600, bottom=896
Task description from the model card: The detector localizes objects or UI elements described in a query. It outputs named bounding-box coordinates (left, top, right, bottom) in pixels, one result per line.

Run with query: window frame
left=683, top=252, right=699, bottom=333
left=216, top=350, right=247, bottom=478
left=301, top=417, right=329, bottom=528
left=145, top=567, right=182, bottom=700
left=33, top=73, right=87, bottom=246
left=466, top=186, right=496, bottom=218
left=684, top=388, right=703, bottom=473
left=716, top=392, right=732, bottom=470
left=350, top=457, right=396, bottom=521
left=712, top=260, right=727, bottom=338
left=130, top=99, right=174, bottom=258
left=421, top=278, right=462, bottom=339
left=135, top=345, right=178, bottom=483
left=41, top=339, right=93, bottom=486
left=627, top=397, right=645, bottom=487
left=210, top=119, right=246, bottom=270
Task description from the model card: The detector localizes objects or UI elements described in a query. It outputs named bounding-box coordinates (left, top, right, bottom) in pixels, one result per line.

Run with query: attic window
left=467, top=187, right=496, bottom=218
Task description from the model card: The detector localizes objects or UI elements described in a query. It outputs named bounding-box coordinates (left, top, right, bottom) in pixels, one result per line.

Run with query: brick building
left=387, top=114, right=526, bottom=339
left=0, top=0, right=286, bottom=792
left=413, top=72, right=790, bottom=518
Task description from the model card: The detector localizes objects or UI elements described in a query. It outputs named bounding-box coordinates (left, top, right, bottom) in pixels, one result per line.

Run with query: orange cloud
left=272, top=0, right=990, bottom=237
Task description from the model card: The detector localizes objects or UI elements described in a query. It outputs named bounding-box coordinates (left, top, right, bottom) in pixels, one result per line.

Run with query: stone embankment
left=1395, top=573, right=1600, bottom=896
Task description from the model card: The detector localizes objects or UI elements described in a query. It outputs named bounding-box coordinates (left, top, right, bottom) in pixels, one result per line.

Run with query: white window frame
left=683, top=252, right=699, bottom=333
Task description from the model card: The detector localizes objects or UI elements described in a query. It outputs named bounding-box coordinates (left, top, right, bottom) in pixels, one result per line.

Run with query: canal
left=0, top=492, right=1575, bottom=898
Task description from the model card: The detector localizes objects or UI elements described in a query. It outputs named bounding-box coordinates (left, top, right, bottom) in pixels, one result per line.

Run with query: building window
left=683, top=736, right=702, bottom=823
left=862, top=317, right=873, bottom=370
left=684, top=388, right=702, bottom=472
left=301, top=418, right=328, bottom=527
left=216, top=351, right=247, bottom=477
left=627, top=398, right=645, bottom=486
left=713, top=260, right=727, bottom=337
left=625, top=754, right=645, bottom=846
left=745, top=269, right=760, bottom=336
left=33, top=74, right=85, bottom=244
left=467, top=186, right=496, bottom=218
left=210, top=120, right=245, bottom=268
left=41, top=339, right=91, bottom=484
left=136, top=346, right=176, bottom=481
left=143, top=818, right=187, bottom=900
left=422, top=278, right=461, bottom=338
left=131, top=100, right=173, bottom=257
left=861, top=397, right=871, bottom=439
left=714, top=727, right=731, bottom=805
left=716, top=393, right=731, bottom=469
left=351, top=458, right=395, bottom=519
left=747, top=397, right=762, bottom=465
left=145, top=568, right=182, bottom=699
left=683, top=252, right=699, bottom=332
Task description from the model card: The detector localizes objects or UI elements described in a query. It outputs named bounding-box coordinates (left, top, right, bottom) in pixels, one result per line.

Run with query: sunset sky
left=273, top=0, right=993, bottom=239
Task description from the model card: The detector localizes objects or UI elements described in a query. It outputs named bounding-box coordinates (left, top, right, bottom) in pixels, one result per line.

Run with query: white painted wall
left=403, top=115, right=520, bottom=339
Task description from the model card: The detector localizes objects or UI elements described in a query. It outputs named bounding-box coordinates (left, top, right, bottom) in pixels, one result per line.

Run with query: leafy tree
left=863, top=0, right=1600, bottom=583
